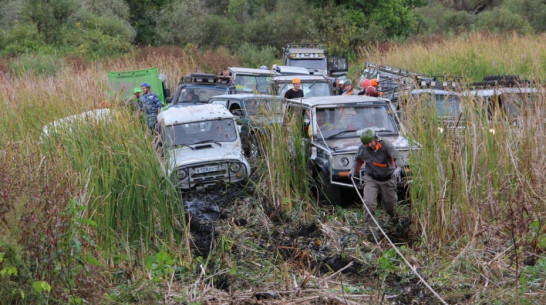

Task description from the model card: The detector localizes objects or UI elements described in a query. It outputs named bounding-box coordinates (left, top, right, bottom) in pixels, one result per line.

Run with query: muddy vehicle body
left=156, top=104, right=250, bottom=190
left=209, top=94, right=283, bottom=158
left=468, top=77, right=545, bottom=123
left=284, top=95, right=418, bottom=204
left=283, top=44, right=348, bottom=78
left=166, top=73, right=235, bottom=108
left=272, top=75, right=335, bottom=98
left=227, top=67, right=277, bottom=94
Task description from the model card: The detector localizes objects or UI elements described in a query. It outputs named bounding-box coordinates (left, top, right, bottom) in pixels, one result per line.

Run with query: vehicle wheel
left=316, top=170, right=341, bottom=205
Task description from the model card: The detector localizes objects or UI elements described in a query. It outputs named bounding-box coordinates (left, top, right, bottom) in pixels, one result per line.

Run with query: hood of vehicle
left=164, top=143, right=246, bottom=173
left=317, top=134, right=413, bottom=153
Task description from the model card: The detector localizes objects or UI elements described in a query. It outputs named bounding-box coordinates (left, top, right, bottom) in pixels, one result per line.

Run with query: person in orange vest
left=349, top=129, right=402, bottom=240
left=342, top=79, right=360, bottom=95
left=371, top=78, right=383, bottom=97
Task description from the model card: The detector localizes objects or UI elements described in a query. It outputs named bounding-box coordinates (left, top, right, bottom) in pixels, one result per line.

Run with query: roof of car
left=229, top=67, right=276, bottom=75
left=468, top=87, right=544, bottom=96
left=286, top=95, right=389, bottom=107
left=273, top=75, right=330, bottom=82
left=409, top=89, right=461, bottom=95
left=209, top=94, right=281, bottom=100
left=274, top=66, right=310, bottom=75
left=158, top=104, right=233, bottom=126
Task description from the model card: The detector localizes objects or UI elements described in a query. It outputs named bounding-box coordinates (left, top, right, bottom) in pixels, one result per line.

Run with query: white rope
left=351, top=178, right=449, bottom=305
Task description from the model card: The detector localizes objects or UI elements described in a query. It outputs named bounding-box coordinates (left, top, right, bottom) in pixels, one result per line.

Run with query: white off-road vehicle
left=156, top=104, right=250, bottom=190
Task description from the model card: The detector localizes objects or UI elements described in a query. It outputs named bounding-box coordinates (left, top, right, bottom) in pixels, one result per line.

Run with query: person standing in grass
left=349, top=129, right=402, bottom=240
left=138, top=82, right=162, bottom=131
left=126, top=87, right=142, bottom=111
left=284, top=78, right=304, bottom=99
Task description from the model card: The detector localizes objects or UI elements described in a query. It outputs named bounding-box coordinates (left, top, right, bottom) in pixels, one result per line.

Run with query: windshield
left=281, top=81, right=331, bottom=97
left=243, top=98, right=282, bottom=116
left=233, top=75, right=272, bottom=94
left=163, top=118, right=237, bottom=147
left=176, top=87, right=228, bottom=104
left=414, top=93, right=463, bottom=118
left=287, top=59, right=327, bottom=70
left=315, top=106, right=397, bottom=139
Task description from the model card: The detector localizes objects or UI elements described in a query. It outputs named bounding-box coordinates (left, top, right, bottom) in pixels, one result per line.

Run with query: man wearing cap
left=138, top=82, right=162, bottom=131
left=349, top=129, right=402, bottom=240
left=284, top=78, right=304, bottom=99
left=342, top=79, right=360, bottom=96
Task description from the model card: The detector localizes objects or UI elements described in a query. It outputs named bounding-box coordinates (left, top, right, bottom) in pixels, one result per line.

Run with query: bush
left=156, top=0, right=211, bottom=46
left=474, top=7, right=533, bottom=34
left=0, top=23, right=48, bottom=56
left=9, top=53, right=64, bottom=76
left=414, top=3, right=474, bottom=35
left=505, top=0, right=546, bottom=32
left=235, top=43, right=276, bottom=69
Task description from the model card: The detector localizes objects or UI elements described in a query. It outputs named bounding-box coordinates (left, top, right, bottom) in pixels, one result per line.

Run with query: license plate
left=194, top=165, right=221, bottom=174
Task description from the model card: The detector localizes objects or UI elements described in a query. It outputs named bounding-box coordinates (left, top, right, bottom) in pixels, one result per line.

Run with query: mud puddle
left=182, top=186, right=248, bottom=257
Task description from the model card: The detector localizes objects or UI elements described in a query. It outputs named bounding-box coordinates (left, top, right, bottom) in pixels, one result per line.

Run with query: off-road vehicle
left=283, top=44, right=348, bottom=78
left=227, top=67, right=277, bottom=94
left=166, top=73, right=234, bottom=107
left=156, top=104, right=250, bottom=190
left=208, top=94, right=283, bottom=158
left=272, top=74, right=334, bottom=98
left=284, top=95, right=419, bottom=204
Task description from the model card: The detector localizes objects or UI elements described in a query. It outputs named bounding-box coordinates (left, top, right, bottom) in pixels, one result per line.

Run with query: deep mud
left=182, top=186, right=249, bottom=257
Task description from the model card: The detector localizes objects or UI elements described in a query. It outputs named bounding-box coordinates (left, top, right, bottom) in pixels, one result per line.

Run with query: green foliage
left=0, top=0, right=134, bottom=58
left=156, top=0, right=212, bottom=46
left=474, top=6, right=533, bottom=34
left=0, top=240, right=43, bottom=304
left=414, top=3, right=473, bottom=35
left=235, top=43, right=276, bottom=68
left=505, top=0, right=546, bottom=32
left=0, top=23, right=48, bottom=56
left=9, top=53, right=64, bottom=76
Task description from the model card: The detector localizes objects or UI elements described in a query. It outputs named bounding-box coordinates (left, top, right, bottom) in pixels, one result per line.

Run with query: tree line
left=0, top=0, right=545, bottom=59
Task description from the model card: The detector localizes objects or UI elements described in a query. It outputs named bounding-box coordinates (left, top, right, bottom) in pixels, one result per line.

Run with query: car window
left=164, top=118, right=238, bottom=146
left=243, top=98, right=281, bottom=116
left=315, top=106, right=397, bottom=138
left=233, top=75, right=272, bottom=94
left=177, top=87, right=228, bottom=104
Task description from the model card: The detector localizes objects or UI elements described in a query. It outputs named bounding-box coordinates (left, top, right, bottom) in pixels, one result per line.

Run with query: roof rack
left=180, top=73, right=231, bottom=85
left=286, top=43, right=323, bottom=50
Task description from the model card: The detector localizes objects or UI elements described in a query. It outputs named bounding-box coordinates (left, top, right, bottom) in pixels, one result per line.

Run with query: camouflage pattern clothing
left=138, top=92, right=162, bottom=129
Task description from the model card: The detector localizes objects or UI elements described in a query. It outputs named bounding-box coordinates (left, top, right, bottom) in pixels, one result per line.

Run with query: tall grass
left=403, top=88, right=545, bottom=251
left=359, top=32, right=546, bottom=81
left=256, top=105, right=313, bottom=216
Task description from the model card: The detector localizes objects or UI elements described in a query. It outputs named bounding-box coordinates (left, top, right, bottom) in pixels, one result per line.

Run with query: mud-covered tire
left=316, top=170, right=342, bottom=205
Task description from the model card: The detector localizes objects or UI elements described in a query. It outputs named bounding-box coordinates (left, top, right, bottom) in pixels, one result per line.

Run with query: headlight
left=178, top=169, right=187, bottom=180
left=229, top=163, right=241, bottom=173
left=340, top=157, right=349, bottom=167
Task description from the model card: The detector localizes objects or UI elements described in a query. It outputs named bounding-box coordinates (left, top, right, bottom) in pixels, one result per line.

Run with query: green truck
left=107, top=67, right=171, bottom=105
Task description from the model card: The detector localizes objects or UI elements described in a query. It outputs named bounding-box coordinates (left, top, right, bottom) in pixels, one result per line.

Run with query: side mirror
left=166, top=97, right=173, bottom=104
left=164, top=88, right=171, bottom=98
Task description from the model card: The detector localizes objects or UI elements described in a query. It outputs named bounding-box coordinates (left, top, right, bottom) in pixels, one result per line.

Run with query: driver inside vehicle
left=184, top=90, right=200, bottom=103
left=316, top=111, right=334, bottom=131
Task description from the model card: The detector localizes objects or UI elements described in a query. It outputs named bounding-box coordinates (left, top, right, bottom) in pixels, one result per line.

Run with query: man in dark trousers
left=349, top=129, right=402, bottom=240
left=284, top=78, right=304, bottom=99
left=138, top=82, right=162, bottom=131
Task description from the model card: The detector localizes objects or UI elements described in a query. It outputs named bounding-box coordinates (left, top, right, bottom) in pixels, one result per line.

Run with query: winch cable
left=350, top=177, right=448, bottom=305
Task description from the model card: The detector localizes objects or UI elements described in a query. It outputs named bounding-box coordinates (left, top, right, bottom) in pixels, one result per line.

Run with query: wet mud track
left=182, top=186, right=249, bottom=257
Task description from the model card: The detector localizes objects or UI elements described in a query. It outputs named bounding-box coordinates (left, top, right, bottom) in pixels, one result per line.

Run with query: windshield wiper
left=308, top=81, right=318, bottom=90
left=192, top=139, right=222, bottom=146
left=174, top=144, right=195, bottom=150
left=326, top=130, right=357, bottom=139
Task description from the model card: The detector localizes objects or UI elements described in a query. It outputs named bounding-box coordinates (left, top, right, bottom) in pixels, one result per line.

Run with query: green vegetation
left=0, top=30, right=544, bottom=305
left=2, top=1, right=546, bottom=61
